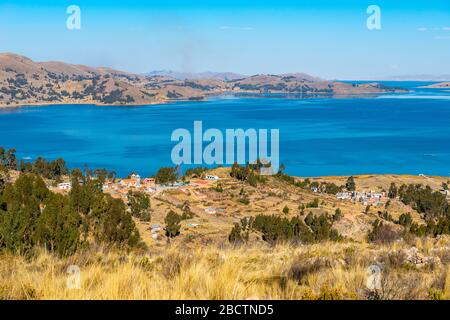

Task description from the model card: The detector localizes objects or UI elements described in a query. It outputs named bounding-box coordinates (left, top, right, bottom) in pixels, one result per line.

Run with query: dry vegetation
left=1, top=238, right=449, bottom=300
left=2, top=157, right=450, bottom=300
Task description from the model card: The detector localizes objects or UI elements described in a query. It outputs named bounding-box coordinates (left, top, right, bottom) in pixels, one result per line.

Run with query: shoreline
left=0, top=91, right=407, bottom=110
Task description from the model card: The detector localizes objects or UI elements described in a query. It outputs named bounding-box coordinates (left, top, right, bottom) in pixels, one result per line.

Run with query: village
left=55, top=172, right=221, bottom=200
left=48, top=169, right=450, bottom=247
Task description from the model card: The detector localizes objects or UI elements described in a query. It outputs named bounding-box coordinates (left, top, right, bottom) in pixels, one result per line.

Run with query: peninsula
left=0, top=53, right=406, bottom=108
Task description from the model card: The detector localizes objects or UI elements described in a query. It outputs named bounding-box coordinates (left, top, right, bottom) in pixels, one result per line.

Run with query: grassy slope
left=1, top=238, right=449, bottom=300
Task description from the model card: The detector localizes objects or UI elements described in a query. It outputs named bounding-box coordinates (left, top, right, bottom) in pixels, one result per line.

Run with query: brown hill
left=420, top=82, right=450, bottom=89
left=0, top=53, right=407, bottom=108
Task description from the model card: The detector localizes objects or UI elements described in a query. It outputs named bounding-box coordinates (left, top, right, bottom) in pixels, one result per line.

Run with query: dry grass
left=1, top=239, right=449, bottom=300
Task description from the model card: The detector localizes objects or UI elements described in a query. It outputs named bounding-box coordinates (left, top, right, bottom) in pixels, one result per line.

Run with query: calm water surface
left=1, top=82, right=450, bottom=177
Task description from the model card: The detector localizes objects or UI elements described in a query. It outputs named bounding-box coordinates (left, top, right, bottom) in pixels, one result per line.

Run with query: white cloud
left=417, top=27, right=427, bottom=32
left=443, top=27, right=450, bottom=31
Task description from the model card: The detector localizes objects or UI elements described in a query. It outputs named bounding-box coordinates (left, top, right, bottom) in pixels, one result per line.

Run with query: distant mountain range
left=143, top=70, right=325, bottom=82
left=0, top=53, right=408, bottom=108
left=144, top=70, right=246, bottom=81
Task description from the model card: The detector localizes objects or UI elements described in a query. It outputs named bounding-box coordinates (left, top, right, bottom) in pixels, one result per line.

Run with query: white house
left=205, top=175, right=220, bottom=181
left=58, top=182, right=72, bottom=191
left=205, top=207, right=217, bottom=214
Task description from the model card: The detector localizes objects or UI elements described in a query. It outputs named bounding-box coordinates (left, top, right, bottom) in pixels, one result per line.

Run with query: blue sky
left=0, top=0, right=449, bottom=79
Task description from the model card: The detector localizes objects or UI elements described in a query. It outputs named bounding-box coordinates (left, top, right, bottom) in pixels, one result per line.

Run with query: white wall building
left=58, top=182, right=72, bottom=191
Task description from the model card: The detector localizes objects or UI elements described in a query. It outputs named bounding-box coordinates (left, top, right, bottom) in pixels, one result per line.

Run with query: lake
left=1, top=81, right=450, bottom=177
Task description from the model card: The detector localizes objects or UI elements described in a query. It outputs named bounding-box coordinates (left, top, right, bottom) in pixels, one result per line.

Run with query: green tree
left=181, top=201, right=194, bottom=220
left=306, top=198, right=319, bottom=208
left=0, top=174, right=48, bottom=254
left=333, top=208, right=343, bottom=221
left=127, top=190, right=151, bottom=222
left=34, top=193, right=81, bottom=256
left=346, top=176, right=356, bottom=191
left=165, top=210, right=182, bottom=239
left=398, top=212, right=413, bottom=227
left=228, top=223, right=244, bottom=244
left=0, top=166, right=7, bottom=195
left=155, top=167, right=178, bottom=185
left=388, top=183, right=398, bottom=199
left=282, top=205, right=290, bottom=214
left=93, top=195, right=142, bottom=248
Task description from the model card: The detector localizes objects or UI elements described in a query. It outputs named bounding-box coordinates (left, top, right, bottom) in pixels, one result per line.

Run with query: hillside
left=0, top=53, right=407, bottom=108
left=1, top=160, right=450, bottom=300
left=420, top=82, right=450, bottom=89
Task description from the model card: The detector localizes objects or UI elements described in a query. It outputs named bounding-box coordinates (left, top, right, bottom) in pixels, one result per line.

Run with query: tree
left=33, top=193, right=81, bottom=256
left=0, top=174, right=43, bottom=253
left=304, top=212, right=314, bottom=226
left=93, top=195, right=142, bottom=248
left=155, top=167, right=178, bottom=185
left=181, top=201, right=194, bottom=220
left=2, top=148, right=18, bottom=170
left=367, top=219, right=400, bottom=244
left=388, top=183, right=398, bottom=199
left=306, top=198, right=319, bottom=208
left=0, top=174, right=77, bottom=256
left=0, top=166, right=7, bottom=195
left=228, top=223, right=244, bottom=244
left=282, top=205, right=289, bottom=214
left=94, top=168, right=109, bottom=185
left=165, top=210, right=182, bottom=239
left=398, top=213, right=412, bottom=227
left=346, top=176, right=356, bottom=191
left=127, top=190, right=151, bottom=222
left=333, top=208, right=343, bottom=222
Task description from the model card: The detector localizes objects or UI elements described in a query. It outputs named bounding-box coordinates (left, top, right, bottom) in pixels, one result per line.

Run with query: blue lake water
left=1, top=82, right=450, bottom=177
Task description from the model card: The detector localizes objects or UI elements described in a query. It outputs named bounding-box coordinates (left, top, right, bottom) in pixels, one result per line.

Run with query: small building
left=150, top=224, right=162, bottom=233
left=205, top=175, right=220, bottom=181
left=130, top=173, right=141, bottom=180
left=311, top=187, right=319, bottom=193
left=58, top=182, right=72, bottom=191
left=440, top=189, right=450, bottom=198
left=146, top=187, right=157, bottom=193
left=205, top=207, right=217, bottom=215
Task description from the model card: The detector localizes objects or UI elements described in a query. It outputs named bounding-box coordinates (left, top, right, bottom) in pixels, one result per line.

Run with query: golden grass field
left=2, top=169, right=450, bottom=300
left=1, top=237, right=449, bottom=300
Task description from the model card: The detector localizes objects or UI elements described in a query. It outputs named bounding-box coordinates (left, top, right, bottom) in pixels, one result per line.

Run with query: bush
left=288, top=256, right=329, bottom=283
left=398, top=184, right=448, bottom=220
left=239, top=197, right=250, bottom=205
left=398, top=213, right=412, bottom=227
left=367, top=219, right=401, bottom=244
left=306, top=198, right=319, bottom=208
left=232, top=213, right=342, bottom=245
left=230, top=163, right=266, bottom=187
